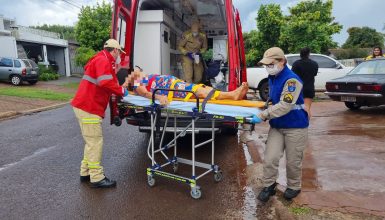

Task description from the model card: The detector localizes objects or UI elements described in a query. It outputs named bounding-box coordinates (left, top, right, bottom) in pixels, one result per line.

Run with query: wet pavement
left=0, top=105, right=256, bottom=219
left=2, top=81, right=385, bottom=219
left=249, top=101, right=385, bottom=218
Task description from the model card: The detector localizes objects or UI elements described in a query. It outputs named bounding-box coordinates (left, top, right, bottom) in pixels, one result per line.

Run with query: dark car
left=325, top=58, right=385, bottom=110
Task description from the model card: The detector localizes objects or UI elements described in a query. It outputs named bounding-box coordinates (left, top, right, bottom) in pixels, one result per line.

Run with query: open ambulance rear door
left=110, top=0, right=139, bottom=125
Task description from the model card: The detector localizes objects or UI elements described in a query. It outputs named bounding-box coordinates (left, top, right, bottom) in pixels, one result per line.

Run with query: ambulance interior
left=133, top=0, right=229, bottom=89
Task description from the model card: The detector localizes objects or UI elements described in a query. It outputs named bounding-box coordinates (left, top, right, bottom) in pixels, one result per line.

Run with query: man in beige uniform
left=178, top=21, right=208, bottom=83
left=252, top=47, right=309, bottom=202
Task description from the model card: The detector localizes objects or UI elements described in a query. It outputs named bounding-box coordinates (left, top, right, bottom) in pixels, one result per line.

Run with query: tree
left=256, top=4, right=284, bottom=52
left=279, top=0, right=342, bottom=53
left=30, top=24, right=75, bottom=40
left=75, top=2, right=112, bottom=66
left=243, top=30, right=260, bottom=67
left=243, top=4, right=283, bottom=66
left=75, top=2, right=112, bottom=51
left=342, top=27, right=384, bottom=49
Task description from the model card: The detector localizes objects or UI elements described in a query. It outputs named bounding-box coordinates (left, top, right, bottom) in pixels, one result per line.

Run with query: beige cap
left=104, top=39, right=126, bottom=54
left=258, top=47, right=285, bottom=66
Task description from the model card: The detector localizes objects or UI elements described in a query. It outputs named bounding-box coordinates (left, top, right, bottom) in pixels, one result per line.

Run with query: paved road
left=0, top=105, right=254, bottom=219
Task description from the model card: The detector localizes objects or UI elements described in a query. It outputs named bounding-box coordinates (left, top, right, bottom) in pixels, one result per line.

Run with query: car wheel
left=10, top=75, right=22, bottom=86
left=28, top=80, right=37, bottom=85
left=344, top=102, right=361, bottom=110
left=259, top=81, right=269, bottom=101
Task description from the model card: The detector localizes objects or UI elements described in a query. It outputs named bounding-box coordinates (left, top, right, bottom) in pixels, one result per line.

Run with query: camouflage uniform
left=178, top=30, right=207, bottom=83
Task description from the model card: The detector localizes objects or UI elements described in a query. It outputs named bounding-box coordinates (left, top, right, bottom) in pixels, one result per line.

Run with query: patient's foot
left=232, top=83, right=248, bottom=100
left=240, top=82, right=249, bottom=99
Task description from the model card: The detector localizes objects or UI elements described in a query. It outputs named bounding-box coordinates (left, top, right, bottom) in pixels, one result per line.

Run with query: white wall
left=0, top=36, right=17, bottom=58
left=17, top=26, right=67, bottom=47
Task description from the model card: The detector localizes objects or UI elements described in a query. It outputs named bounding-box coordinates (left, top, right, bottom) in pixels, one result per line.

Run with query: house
left=0, top=15, right=71, bottom=76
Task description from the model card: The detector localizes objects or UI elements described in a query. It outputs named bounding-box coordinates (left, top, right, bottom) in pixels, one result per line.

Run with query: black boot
left=257, top=182, right=277, bottom=202
left=80, top=175, right=90, bottom=182
left=91, top=177, right=117, bottom=188
left=283, top=188, right=301, bottom=200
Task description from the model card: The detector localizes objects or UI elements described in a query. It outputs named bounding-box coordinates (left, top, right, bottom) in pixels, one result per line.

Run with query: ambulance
left=110, top=0, right=247, bottom=134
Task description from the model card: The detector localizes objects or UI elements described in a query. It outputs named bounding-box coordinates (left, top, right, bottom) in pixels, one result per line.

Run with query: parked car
left=23, top=59, right=40, bottom=77
left=325, top=58, right=385, bottom=110
left=247, top=54, right=354, bottom=101
left=0, top=57, right=39, bottom=85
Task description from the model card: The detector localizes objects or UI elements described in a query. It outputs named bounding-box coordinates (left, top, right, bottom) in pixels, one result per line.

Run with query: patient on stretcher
left=128, top=71, right=249, bottom=106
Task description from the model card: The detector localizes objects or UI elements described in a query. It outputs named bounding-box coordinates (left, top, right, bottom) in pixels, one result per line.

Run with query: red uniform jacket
left=71, top=50, right=124, bottom=118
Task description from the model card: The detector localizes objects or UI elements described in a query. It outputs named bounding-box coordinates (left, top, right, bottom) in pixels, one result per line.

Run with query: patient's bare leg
left=195, top=82, right=248, bottom=100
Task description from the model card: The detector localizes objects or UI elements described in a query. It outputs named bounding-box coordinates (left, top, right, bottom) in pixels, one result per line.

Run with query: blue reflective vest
left=268, top=66, right=309, bottom=129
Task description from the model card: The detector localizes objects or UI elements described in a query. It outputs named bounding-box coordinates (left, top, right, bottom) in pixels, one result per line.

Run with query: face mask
left=265, top=64, right=283, bottom=76
left=192, top=32, right=198, bottom=37
left=115, top=55, right=121, bottom=65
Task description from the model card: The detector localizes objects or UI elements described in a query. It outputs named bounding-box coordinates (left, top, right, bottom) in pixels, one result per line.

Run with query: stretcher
left=121, top=89, right=262, bottom=199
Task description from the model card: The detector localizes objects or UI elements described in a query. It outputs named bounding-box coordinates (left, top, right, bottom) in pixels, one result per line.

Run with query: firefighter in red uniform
left=71, top=39, right=129, bottom=188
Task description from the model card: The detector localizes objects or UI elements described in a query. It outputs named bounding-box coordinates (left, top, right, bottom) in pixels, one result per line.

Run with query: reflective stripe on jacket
left=71, top=50, right=124, bottom=118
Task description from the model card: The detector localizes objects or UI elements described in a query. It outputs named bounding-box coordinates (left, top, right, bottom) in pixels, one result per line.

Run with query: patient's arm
left=135, top=86, right=169, bottom=106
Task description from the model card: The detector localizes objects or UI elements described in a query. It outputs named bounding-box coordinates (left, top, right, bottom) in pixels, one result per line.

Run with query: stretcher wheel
left=172, top=162, right=178, bottom=173
left=147, top=175, right=156, bottom=187
left=214, top=171, right=223, bottom=182
left=190, top=187, right=202, bottom=199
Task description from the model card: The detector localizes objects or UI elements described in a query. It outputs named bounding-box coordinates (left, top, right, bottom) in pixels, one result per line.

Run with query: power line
left=61, top=0, right=81, bottom=9
left=45, top=0, right=79, bottom=14
left=66, top=0, right=82, bottom=8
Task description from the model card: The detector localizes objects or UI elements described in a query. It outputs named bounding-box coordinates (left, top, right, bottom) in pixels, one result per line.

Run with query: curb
left=0, top=111, right=19, bottom=119
left=244, top=139, right=296, bottom=220
left=0, top=102, right=69, bottom=121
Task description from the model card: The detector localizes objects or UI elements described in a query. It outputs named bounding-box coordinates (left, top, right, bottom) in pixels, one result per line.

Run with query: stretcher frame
left=120, top=88, right=254, bottom=199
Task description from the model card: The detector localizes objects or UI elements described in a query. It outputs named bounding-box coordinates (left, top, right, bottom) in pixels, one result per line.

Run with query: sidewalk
left=242, top=101, right=385, bottom=219
left=0, top=77, right=80, bottom=120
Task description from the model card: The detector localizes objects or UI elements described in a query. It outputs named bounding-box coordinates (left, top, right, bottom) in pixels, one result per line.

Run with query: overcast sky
left=0, top=0, right=384, bottom=46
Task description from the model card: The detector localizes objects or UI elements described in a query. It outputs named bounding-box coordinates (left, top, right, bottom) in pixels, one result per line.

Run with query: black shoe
left=80, top=175, right=90, bottom=182
left=91, top=177, right=117, bottom=188
left=283, top=188, right=301, bottom=200
left=257, top=182, right=277, bottom=202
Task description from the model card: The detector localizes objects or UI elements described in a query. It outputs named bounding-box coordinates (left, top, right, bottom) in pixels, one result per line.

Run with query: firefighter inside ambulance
left=178, top=20, right=208, bottom=84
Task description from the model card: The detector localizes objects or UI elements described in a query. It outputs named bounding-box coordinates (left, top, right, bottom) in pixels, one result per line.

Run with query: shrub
left=38, top=64, right=57, bottom=74
left=39, top=73, right=50, bottom=81
left=75, top=47, right=96, bottom=66
left=38, top=72, right=60, bottom=81
left=329, top=48, right=372, bottom=60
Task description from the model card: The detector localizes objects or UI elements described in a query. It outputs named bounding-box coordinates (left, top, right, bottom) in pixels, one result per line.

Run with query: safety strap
left=183, top=84, right=205, bottom=102
left=81, top=118, right=101, bottom=124
left=201, top=89, right=217, bottom=112
left=211, top=90, right=221, bottom=100
left=167, top=79, right=183, bottom=102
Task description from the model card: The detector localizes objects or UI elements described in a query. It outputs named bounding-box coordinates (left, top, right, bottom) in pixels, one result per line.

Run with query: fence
left=338, top=58, right=365, bottom=67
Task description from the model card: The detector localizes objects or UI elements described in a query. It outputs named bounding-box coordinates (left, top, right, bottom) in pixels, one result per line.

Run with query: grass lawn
left=0, top=87, right=73, bottom=101
left=62, top=82, right=79, bottom=89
